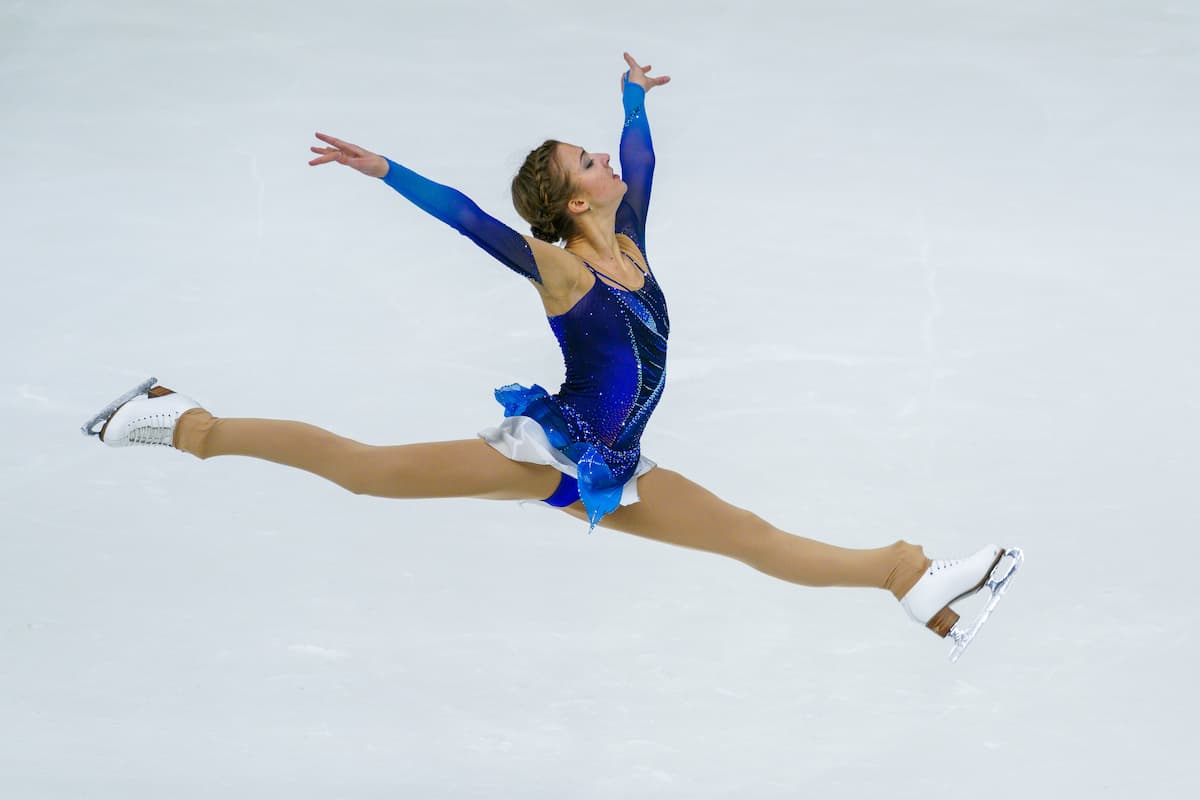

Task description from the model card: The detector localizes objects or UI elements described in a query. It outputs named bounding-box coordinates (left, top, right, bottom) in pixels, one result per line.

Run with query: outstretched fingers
left=315, top=131, right=358, bottom=151
left=306, top=133, right=387, bottom=177
left=309, top=132, right=372, bottom=167
left=621, top=51, right=671, bottom=91
left=308, top=146, right=344, bottom=166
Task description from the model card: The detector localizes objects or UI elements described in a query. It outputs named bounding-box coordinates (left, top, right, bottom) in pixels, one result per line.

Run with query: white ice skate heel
left=900, top=545, right=1025, bottom=663
left=81, top=376, right=202, bottom=448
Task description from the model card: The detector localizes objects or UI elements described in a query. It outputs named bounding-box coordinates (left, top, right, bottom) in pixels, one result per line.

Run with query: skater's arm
left=377, top=158, right=543, bottom=285
left=616, top=52, right=669, bottom=255
left=308, top=132, right=543, bottom=285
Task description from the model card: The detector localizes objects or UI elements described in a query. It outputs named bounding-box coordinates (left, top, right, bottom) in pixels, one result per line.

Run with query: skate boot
left=81, top=376, right=202, bottom=448
left=900, top=544, right=1024, bottom=663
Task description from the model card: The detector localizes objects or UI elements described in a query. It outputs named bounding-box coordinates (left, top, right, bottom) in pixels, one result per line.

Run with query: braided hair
left=511, top=139, right=577, bottom=244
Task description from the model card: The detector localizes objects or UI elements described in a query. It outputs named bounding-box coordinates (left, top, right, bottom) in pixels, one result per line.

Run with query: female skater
left=82, top=53, right=1019, bottom=659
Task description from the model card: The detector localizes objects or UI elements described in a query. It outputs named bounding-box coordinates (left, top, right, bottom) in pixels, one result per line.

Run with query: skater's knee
left=339, top=443, right=405, bottom=497
left=344, top=468, right=376, bottom=495
left=728, top=511, right=778, bottom=563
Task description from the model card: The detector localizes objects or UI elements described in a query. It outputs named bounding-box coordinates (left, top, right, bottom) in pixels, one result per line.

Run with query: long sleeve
left=615, top=78, right=654, bottom=254
left=380, top=158, right=542, bottom=285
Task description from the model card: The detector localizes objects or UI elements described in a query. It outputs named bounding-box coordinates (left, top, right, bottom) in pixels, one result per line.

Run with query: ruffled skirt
left=475, top=383, right=657, bottom=532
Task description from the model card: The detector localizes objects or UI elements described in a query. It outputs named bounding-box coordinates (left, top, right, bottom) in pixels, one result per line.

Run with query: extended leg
left=174, top=408, right=562, bottom=501
left=557, top=467, right=930, bottom=598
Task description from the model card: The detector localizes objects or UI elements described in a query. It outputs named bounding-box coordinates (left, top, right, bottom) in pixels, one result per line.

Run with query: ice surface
left=2, top=0, right=1197, bottom=797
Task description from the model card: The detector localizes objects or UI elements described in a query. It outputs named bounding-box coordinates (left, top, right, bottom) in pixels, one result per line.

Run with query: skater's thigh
left=556, top=468, right=767, bottom=559
left=366, top=438, right=563, bottom=501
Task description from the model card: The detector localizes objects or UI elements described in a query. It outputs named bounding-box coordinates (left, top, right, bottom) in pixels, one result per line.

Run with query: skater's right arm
left=309, top=132, right=573, bottom=292
left=375, top=156, right=545, bottom=284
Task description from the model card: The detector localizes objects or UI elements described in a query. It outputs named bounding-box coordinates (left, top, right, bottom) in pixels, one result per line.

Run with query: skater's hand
left=620, top=52, right=670, bottom=94
left=308, top=132, right=389, bottom=178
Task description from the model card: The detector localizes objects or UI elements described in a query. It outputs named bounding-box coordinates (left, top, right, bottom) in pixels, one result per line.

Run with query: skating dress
left=378, top=78, right=668, bottom=531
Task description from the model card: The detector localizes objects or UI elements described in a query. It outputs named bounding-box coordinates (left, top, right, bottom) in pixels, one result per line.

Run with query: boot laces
left=127, top=410, right=178, bottom=447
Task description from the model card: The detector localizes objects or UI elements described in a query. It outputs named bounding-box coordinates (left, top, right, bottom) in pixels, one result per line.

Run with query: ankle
left=173, top=407, right=215, bottom=457
left=883, top=540, right=932, bottom=601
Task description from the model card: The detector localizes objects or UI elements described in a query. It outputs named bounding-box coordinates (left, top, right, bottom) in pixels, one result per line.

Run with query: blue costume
left=378, top=76, right=668, bottom=532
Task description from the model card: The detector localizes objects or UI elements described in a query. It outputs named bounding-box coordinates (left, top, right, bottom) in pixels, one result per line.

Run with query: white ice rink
left=2, top=0, right=1197, bottom=797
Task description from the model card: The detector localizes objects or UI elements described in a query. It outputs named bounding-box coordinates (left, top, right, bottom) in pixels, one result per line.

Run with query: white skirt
left=476, top=415, right=658, bottom=508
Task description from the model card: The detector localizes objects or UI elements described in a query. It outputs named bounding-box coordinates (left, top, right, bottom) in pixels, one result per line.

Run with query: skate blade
left=946, top=547, right=1024, bottom=664
left=80, top=376, right=158, bottom=437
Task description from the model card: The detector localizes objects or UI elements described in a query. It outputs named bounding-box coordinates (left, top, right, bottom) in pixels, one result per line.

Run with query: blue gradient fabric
left=379, top=158, right=542, bottom=285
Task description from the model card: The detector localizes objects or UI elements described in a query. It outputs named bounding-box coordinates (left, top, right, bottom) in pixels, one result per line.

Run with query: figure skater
left=82, top=53, right=1020, bottom=660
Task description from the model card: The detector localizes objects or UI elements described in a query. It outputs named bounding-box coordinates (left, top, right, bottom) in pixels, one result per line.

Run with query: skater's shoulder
left=521, top=236, right=588, bottom=312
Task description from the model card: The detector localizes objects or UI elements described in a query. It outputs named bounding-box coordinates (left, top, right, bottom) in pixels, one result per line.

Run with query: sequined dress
left=378, top=77, right=666, bottom=530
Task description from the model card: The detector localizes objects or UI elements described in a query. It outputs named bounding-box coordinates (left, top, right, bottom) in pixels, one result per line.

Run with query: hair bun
left=531, top=224, right=557, bottom=243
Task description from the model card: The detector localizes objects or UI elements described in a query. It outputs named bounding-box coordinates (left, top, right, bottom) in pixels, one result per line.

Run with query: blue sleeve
left=379, top=158, right=542, bottom=285
left=616, top=75, right=654, bottom=255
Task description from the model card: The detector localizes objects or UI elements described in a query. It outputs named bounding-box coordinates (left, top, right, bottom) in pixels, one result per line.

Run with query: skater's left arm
left=616, top=52, right=669, bottom=254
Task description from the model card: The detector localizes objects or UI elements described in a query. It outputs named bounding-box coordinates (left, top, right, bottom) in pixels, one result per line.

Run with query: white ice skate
left=81, top=376, right=202, bottom=448
left=900, top=545, right=1024, bottom=663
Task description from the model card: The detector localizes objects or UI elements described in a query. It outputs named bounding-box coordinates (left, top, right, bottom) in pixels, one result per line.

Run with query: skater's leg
left=557, top=467, right=930, bottom=599
left=173, top=409, right=562, bottom=501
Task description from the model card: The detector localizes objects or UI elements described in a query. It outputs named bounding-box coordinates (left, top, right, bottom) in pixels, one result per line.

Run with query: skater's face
left=557, top=142, right=626, bottom=217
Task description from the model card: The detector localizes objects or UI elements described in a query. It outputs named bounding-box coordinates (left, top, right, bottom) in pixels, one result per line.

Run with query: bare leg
left=173, top=408, right=563, bottom=501
left=557, top=467, right=931, bottom=599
